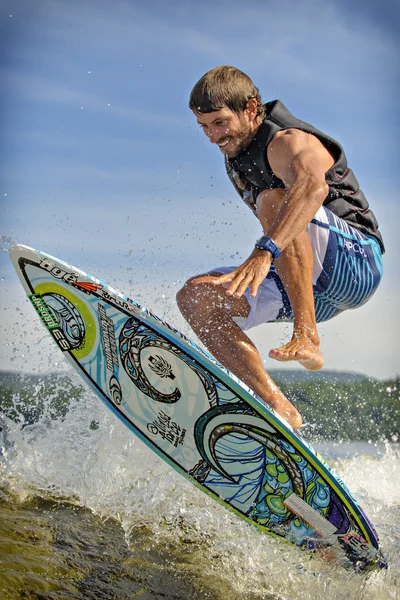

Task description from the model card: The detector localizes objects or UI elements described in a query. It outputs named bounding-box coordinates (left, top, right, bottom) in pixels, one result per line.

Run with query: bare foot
left=269, top=334, right=324, bottom=371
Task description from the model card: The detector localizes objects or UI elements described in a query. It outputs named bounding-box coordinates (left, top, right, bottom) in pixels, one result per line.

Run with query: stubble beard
left=223, top=122, right=255, bottom=159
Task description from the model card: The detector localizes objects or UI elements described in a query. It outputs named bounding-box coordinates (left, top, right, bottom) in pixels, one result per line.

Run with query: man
left=177, top=65, right=384, bottom=430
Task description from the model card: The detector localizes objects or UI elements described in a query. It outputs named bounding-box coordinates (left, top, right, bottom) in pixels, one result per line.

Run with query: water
left=1, top=377, right=399, bottom=600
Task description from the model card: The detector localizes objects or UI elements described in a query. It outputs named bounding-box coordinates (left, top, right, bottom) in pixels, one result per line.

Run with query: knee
left=176, top=276, right=222, bottom=322
left=176, top=277, right=201, bottom=318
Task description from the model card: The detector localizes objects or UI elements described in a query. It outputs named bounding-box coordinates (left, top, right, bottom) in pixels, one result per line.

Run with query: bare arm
left=260, top=128, right=333, bottom=248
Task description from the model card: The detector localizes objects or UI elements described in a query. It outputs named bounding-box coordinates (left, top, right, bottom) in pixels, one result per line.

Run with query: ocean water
left=1, top=379, right=399, bottom=600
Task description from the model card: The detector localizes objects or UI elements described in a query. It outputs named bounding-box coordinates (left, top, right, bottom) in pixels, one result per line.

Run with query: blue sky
left=1, top=0, right=399, bottom=379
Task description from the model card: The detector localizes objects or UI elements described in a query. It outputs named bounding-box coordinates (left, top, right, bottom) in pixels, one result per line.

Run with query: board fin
left=283, top=492, right=337, bottom=537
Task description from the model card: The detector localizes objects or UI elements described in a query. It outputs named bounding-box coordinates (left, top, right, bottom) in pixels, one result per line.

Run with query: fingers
left=249, top=273, right=267, bottom=298
left=192, top=257, right=271, bottom=298
left=192, top=273, right=235, bottom=286
left=228, top=263, right=271, bottom=298
left=192, top=270, right=250, bottom=297
left=226, top=271, right=254, bottom=297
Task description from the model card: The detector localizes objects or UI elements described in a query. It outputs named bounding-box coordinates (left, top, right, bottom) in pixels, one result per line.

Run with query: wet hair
left=189, top=65, right=265, bottom=120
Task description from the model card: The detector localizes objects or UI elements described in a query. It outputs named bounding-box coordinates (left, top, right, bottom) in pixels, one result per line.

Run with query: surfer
left=177, top=66, right=384, bottom=429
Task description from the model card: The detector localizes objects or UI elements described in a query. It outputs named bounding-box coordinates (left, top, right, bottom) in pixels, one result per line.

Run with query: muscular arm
left=194, top=129, right=334, bottom=298
left=259, top=128, right=334, bottom=248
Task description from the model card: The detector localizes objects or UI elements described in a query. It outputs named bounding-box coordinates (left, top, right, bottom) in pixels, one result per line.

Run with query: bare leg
left=177, top=275, right=303, bottom=429
left=269, top=229, right=324, bottom=370
left=257, top=190, right=324, bottom=371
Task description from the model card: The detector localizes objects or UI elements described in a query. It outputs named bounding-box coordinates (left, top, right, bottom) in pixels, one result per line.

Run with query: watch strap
left=255, top=235, right=282, bottom=259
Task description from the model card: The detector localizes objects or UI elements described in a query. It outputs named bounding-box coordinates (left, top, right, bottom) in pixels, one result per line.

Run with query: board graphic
left=9, top=245, right=386, bottom=570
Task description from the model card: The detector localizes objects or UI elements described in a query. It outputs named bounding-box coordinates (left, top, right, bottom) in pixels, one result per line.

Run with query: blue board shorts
left=213, top=206, right=383, bottom=330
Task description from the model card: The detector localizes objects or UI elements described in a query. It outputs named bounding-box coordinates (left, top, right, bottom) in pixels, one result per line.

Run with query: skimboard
left=9, top=245, right=386, bottom=570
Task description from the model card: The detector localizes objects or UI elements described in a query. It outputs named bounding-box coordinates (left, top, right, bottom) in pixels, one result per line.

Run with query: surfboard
left=9, top=244, right=386, bottom=571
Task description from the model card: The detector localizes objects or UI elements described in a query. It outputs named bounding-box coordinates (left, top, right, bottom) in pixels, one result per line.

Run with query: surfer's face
left=194, top=104, right=258, bottom=159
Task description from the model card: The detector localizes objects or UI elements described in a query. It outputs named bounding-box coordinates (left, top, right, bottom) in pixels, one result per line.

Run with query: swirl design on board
left=119, top=317, right=218, bottom=405
left=194, top=402, right=332, bottom=532
left=109, top=375, right=122, bottom=405
left=43, top=292, right=86, bottom=349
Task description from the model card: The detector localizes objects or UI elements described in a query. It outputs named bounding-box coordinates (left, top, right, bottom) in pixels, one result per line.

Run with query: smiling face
left=194, top=101, right=260, bottom=159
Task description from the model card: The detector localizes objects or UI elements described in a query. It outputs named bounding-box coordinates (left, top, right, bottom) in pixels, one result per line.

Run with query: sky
left=0, top=0, right=399, bottom=380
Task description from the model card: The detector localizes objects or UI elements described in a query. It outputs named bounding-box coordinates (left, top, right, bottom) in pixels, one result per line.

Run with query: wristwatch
left=255, top=235, right=282, bottom=259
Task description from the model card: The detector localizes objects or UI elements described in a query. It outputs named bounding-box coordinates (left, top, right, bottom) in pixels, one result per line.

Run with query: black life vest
left=225, top=100, right=384, bottom=252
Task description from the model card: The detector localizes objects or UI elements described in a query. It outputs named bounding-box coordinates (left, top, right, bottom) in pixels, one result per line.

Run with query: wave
left=1, top=377, right=399, bottom=599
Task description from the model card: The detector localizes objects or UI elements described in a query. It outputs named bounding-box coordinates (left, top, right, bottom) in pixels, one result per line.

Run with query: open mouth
left=217, top=138, right=231, bottom=148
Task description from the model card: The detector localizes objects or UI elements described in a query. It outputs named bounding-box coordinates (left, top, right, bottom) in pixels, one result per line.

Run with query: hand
left=194, top=249, right=272, bottom=298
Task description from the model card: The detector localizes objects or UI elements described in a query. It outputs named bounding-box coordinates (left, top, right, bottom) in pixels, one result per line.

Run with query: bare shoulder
left=268, top=128, right=334, bottom=178
left=269, top=128, right=324, bottom=154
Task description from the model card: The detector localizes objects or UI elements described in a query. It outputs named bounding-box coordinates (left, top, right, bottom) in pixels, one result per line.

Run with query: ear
left=245, top=97, right=258, bottom=121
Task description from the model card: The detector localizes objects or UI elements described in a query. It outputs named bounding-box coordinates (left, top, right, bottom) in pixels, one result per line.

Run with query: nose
left=205, top=128, right=216, bottom=142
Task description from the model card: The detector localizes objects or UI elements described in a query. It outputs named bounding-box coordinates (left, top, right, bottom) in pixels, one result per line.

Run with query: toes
left=269, top=343, right=323, bottom=369
left=269, top=349, right=291, bottom=362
